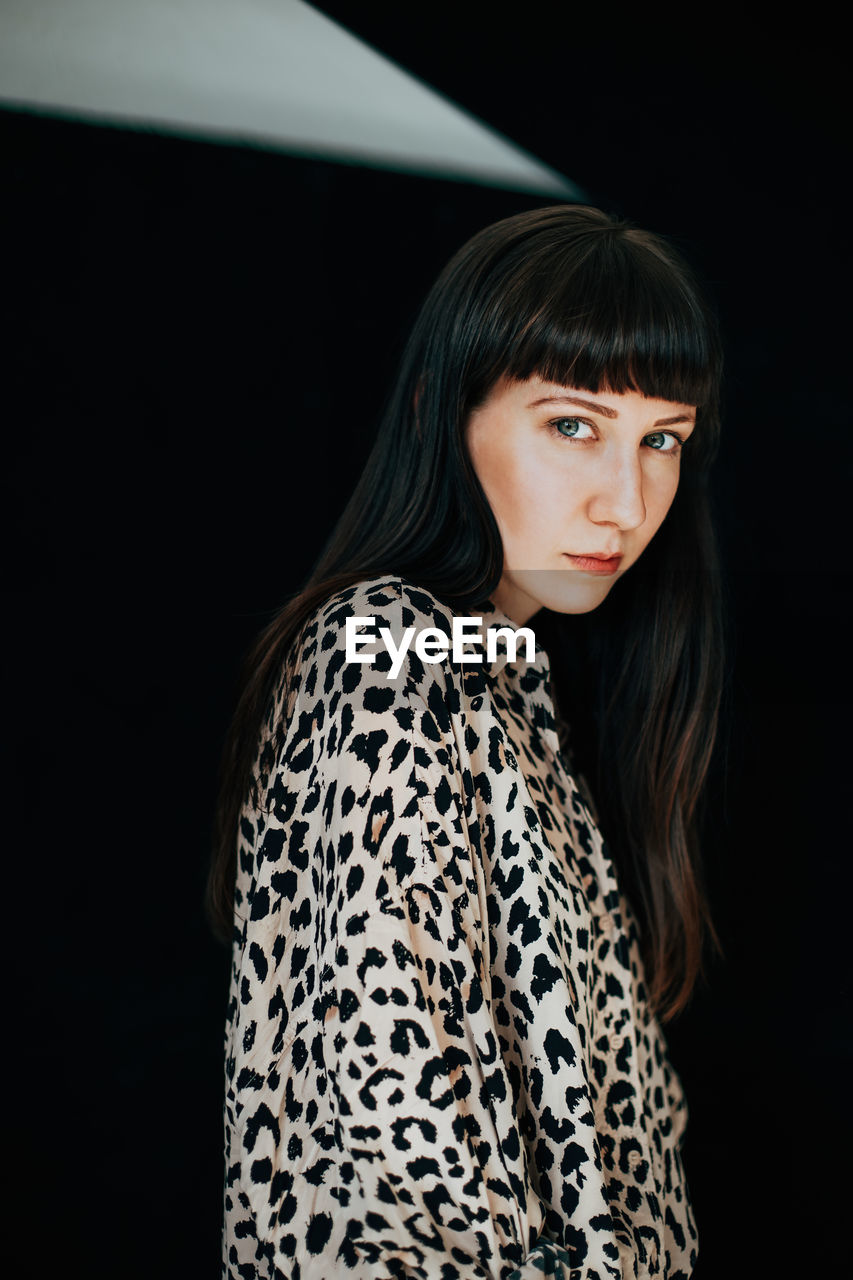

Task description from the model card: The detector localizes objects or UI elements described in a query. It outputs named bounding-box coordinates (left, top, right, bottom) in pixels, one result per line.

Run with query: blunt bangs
left=462, top=219, right=721, bottom=427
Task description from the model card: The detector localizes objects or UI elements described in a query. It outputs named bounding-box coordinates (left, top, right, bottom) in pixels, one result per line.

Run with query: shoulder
left=276, top=577, right=467, bottom=801
left=296, top=576, right=455, bottom=683
left=311, top=575, right=456, bottom=639
left=282, top=577, right=465, bottom=734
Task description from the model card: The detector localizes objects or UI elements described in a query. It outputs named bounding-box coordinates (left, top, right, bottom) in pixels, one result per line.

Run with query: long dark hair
left=207, top=204, right=726, bottom=1022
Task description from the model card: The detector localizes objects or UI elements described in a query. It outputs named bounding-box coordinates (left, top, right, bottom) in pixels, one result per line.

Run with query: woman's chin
left=506, top=567, right=621, bottom=618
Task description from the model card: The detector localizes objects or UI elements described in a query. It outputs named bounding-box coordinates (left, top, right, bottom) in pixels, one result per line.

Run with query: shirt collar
left=463, top=599, right=551, bottom=679
left=459, top=601, right=562, bottom=755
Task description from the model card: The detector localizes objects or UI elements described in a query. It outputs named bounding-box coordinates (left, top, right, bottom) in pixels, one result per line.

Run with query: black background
left=6, top=5, right=850, bottom=1277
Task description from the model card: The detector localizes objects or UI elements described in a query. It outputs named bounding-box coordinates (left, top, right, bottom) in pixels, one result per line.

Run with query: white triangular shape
left=0, top=0, right=579, bottom=195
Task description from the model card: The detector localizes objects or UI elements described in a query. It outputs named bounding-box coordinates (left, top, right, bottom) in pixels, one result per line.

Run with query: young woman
left=208, top=204, right=725, bottom=1279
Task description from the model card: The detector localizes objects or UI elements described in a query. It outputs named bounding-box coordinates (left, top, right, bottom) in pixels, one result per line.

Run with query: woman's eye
left=644, top=431, right=682, bottom=453
left=550, top=417, right=593, bottom=440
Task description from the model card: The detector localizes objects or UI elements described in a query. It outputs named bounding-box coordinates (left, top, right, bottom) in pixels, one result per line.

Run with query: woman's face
left=466, top=375, right=697, bottom=625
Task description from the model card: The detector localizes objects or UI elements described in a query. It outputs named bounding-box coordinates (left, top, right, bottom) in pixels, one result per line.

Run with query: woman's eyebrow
left=528, top=393, right=696, bottom=427
left=653, top=413, right=696, bottom=427
left=528, top=393, right=619, bottom=417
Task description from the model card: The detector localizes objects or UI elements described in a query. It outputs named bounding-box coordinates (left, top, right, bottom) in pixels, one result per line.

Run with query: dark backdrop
left=6, top=6, right=850, bottom=1277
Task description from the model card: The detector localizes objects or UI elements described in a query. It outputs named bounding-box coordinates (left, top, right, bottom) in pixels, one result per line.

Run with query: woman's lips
left=564, top=553, right=623, bottom=574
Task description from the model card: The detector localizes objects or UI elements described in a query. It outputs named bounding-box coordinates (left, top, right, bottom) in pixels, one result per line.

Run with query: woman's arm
left=325, top=881, right=570, bottom=1278
left=223, top=582, right=617, bottom=1279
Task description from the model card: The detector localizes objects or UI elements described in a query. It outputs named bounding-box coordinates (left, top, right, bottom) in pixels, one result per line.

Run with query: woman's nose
left=586, top=452, right=646, bottom=530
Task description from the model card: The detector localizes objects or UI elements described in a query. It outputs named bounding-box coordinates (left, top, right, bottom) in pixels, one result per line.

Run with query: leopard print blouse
left=222, top=576, right=698, bottom=1279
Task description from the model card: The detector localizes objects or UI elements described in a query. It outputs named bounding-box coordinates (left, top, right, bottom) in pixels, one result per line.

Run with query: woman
left=208, top=204, right=725, bottom=1279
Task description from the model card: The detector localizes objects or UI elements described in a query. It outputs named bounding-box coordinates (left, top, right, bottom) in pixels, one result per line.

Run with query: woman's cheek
left=648, top=465, right=681, bottom=528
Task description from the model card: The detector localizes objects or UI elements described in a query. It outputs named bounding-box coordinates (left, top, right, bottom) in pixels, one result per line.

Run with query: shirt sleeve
left=327, top=884, right=575, bottom=1279
left=224, top=586, right=576, bottom=1279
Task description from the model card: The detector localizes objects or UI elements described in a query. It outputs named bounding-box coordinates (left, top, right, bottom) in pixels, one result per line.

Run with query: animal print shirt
left=222, top=577, right=698, bottom=1279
